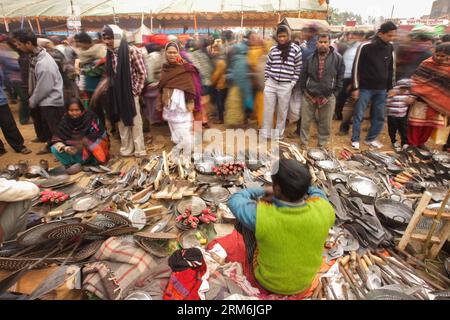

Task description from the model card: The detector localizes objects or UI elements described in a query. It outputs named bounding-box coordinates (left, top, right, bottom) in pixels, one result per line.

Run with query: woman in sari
left=51, top=98, right=110, bottom=173
left=407, top=43, right=450, bottom=148
left=190, top=39, right=213, bottom=128
left=157, top=42, right=200, bottom=154
left=247, top=32, right=267, bottom=128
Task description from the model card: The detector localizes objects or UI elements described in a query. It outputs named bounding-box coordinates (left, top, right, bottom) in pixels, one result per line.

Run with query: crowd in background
left=0, top=22, right=449, bottom=173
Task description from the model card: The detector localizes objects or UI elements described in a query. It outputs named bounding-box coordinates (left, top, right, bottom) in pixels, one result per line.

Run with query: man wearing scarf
left=102, top=25, right=147, bottom=157
left=262, top=25, right=302, bottom=140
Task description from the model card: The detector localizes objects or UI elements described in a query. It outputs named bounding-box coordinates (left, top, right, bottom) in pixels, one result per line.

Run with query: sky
left=330, top=0, right=435, bottom=19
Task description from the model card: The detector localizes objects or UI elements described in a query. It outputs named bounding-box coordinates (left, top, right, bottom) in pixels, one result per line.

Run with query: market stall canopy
left=0, top=0, right=327, bottom=18
left=133, top=24, right=152, bottom=44
left=280, top=17, right=330, bottom=31
left=330, top=25, right=376, bottom=33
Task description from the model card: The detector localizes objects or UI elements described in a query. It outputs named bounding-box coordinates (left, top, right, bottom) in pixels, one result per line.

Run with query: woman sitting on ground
left=51, top=98, right=110, bottom=173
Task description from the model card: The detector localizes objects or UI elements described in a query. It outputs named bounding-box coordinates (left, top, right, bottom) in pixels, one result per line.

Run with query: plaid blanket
left=82, top=236, right=155, bottom=300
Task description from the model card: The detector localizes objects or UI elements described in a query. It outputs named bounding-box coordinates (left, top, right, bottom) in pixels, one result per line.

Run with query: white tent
left=0, top=0, right=327, bottom=18
left=132, top=23, right=152, bottom=44
left=281, top=17, right=330, bottom=31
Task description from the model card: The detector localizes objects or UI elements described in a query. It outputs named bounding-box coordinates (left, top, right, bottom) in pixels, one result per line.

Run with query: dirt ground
left=0, top=101, right=442, bottom=168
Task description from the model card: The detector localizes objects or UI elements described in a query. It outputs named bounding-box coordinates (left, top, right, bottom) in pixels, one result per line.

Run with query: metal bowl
left=432, top=153, right=450, bottom=163
left=201, top=186, right=230, bottom=204
left=428, top=187, right=448, bottom=202
left=316, top=160, right=340, bottom=172
left=72, top=195, right=100, bottom=212
left=327, top=173, right=348, bottom=184
left=413, top=147, right=432, bottom=160
left=195, top=159, right=216, bottom=175
left=177, top=196, right=207, bottom=216
left=348, top=177, right=379, bottom=203
left=308, top=149, right=328, bottom=161
left=374, top=198, right=413, bottom=229
left=387, top=163, right=404, bottom=174
left=125, top=291, right=153, bottom=300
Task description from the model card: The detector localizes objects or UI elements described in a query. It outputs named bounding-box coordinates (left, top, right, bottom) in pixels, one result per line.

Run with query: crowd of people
left=0, top=22, right=449, bottom=172
left=0, top=21, right=449, bottom=297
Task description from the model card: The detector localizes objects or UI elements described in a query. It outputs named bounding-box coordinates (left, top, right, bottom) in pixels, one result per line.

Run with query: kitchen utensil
left=98, top=211, right=132, bottom=226
left=307, top=149, right=328, bottom=161
left=72, top=195, right=100, bottom=212
left=327, top=173, right=348, bottom=184
left=17, top=221, right=66, bottom=246
left=177, top=197, right=207, bottom=216
left=125, top=291, right=153, bottom=300
left=43, top=223, right=88, bottom=240
left=387, top=163, right=404, bottom=174
left=214, top=155, right=234, bottom=165
left=365, top=289, right=417, bottom=300
left=200, top=186, right=230, bottom=204
left=178, top=230, right=208, bottom=248
left=374, top=198, right=413, bottom=229
left=348, top=177, right=379, bottom=204
left=195, top=158, right=216, bottom=175
left=316, top=160, right=340, bottom=173
left=34, top=174, right=70, bottom=188
left=136, top=240, right=168, bottom=258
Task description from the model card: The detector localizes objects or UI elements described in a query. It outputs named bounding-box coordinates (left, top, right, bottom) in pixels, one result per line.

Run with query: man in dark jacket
left=351, top=21, right=397, bottom=150
left=299, top=33, right=345, bottom=148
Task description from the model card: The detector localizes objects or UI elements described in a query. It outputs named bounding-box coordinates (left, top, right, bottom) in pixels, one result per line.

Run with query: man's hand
left=53, top=142, right=66, bottom=153
left=352, top=89, right=360, bottom=100
left=406, top=96, right=416, bottom=105
left=388, top=90, right=396, bottom=98
left=264, top=186, right=274, bottom=197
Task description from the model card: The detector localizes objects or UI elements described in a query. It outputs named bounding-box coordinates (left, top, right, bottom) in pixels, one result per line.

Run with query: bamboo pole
left=194, top=12, right=198, bottom=34
left=27, top=18, right=34, bottom=32
left=35, top=17, right=42, bottom=34
left=150, top=10, right=153, bottom=33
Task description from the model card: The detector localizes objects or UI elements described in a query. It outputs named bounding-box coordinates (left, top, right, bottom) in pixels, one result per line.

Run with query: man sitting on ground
left=227, top=159, right=335, bottom=295
left=0, top=178, right=39, bottom=245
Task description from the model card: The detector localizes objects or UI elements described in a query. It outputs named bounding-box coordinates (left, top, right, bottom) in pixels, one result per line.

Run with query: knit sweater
left=254, top=197, right=335, bottom=295
left=265, top=42, right=302, bottom=85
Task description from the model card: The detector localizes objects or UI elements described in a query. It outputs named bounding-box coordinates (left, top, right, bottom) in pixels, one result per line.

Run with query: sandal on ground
left=19, top=147, right=32, bottom=154
left=36, top=146, right=51, bottom=155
